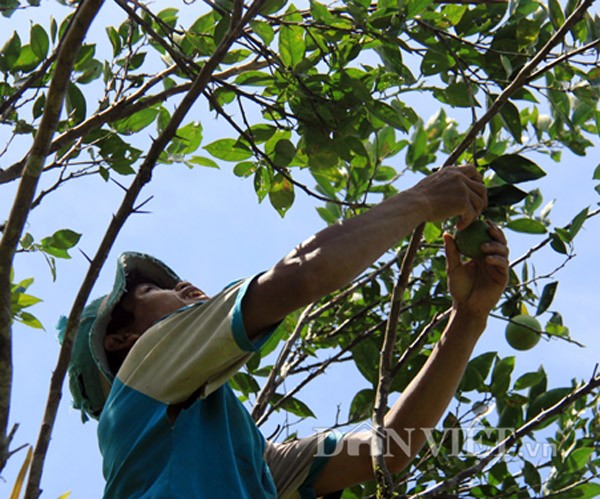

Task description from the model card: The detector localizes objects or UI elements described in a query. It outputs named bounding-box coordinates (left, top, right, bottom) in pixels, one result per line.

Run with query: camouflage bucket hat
left=58, top=252, right=180, bottom=421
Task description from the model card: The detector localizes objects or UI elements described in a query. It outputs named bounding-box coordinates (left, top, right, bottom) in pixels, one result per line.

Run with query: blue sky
left=2, top=2, right=600, bottom=497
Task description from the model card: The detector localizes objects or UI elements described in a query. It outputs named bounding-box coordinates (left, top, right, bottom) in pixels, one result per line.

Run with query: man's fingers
left=486, top=221, right=507, bottom=245
left=466, top=177, right=488, bottom=201
left=456, top=192, right=485, bottom=230
left=480, top=241, right=509, bottom=258
left=443, top=233, right=462, bottom=272
left=485, top=254, right=509, bottom=268
left=455, top=164, right=482, bottom=181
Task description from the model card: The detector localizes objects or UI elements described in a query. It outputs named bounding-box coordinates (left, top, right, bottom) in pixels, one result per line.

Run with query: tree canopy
left=1, top=0, right=600, bottom=497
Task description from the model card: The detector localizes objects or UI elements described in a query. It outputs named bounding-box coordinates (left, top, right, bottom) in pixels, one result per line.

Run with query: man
left=63, top=165, right=509, bottom=498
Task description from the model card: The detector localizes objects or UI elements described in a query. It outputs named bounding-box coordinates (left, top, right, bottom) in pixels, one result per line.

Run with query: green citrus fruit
left=454, top=220, right=493, bottom=259
left=505, top=314, right=542, bottom=351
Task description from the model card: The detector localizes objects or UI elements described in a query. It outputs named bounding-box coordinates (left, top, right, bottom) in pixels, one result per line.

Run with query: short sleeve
left=264, top=432, right=340, bottom=499
left=116, top=276, right=270, bottom=404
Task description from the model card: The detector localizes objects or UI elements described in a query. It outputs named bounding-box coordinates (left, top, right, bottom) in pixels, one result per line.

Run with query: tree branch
left=444, top=0, right=596, bottom=167
left=251, top=304, right=315, bottom=422
left=371, top=234, right=424, bottom=497
left=369, top=1, right=597, bottom=495
left=0, top=0, right=105, bottom=476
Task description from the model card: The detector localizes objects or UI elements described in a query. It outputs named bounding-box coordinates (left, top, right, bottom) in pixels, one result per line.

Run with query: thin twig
left=251, top=304, right=316, bottom=421
left=0, top=0, right=106, bottom=479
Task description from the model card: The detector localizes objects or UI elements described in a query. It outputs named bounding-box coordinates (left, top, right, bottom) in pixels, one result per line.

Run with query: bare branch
left=256, top=322, right=384, bottom=427
left=252, top=304, right=316, bottom=421
left=0, top=0, right=106, bottom=477
left=371, top=233, right=424, bottom=497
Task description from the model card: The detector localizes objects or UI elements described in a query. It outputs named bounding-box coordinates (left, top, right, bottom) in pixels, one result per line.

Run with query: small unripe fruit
left=505, top=314, right=542, bottom=351
left=455, top=220, right=493, bottom=259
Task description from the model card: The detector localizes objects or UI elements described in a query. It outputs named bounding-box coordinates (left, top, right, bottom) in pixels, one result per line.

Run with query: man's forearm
left=273, top=189, right=429, bottom=301
left=312, top=308, right=489, bottom=495
left=383, top=308, right=487, bottom=472
left=242, top=165, right=487, bottom=338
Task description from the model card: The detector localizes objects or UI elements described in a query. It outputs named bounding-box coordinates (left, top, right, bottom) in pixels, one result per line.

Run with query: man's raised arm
left=242, top=164, right=487, bottom=339
left=312, top=222, right=509, bottom=495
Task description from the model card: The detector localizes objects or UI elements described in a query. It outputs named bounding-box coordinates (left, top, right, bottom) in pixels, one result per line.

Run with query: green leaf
left=550, top=232, right=568, bottom=255
left=233, top=161, right=256, bottom=177
left=348, top=388, right=375, bottom=422
left=249, top=20, right=274, bottom=45
left=500, top=101, right=523, bottom=143
left=0, top=0, right=19, bottom=18
left=488, top=154, right=546, bottom=184
left=565, top=482, right=600, bottom=499
left=18, top=311, right=44, bottom=329
left=15, top=293, right=42, bottom=308
left=565, top=447, right=594, bottom=473
left=487, top=185, right=528, bottom=207
left=66, top=83, right=86, bottom=124
left=51, top=229, right=81, bottom=249
left=491, top=356, right=515, bottom=398
left=12, top=44, right=40, bottom=73
left=204, top=139, right=252, bottom=161
left=157, top=7, right=179, bottom=26
left=548, top=0, right=565, bottom=30
left=246, top=124, right=277, bottom=144
left=272, top=139, right=296, bottom=167
left=271, top=393, right=316, bottom=418
left=30, top=24, right=48, bottom=59
left=235, top=71, right=273, bottom=86
left=230, top=372, right=260, bottom=395
left=351, top=338, right=380, bottom=385
left=113, top=108, right=159, bottom=135
left=0, top=31, right=21, bottom=71
left=522, top=460, right=541, bottom=492
left=569, top=207, right=589, bottom=239
left=254, top=167, right=271, bottom=202
left=77, top=59, right=103, bottom=84
left=106, top=26, right=121, bottom=57
left=421, top=49, right=454, bottom=76
left=259, top=0, right=287, bottom=15
left=278, top=7, right=305, bottom=69
left=545, top=320, right=569, bottom=338
left=170, top=121, right=203, bottom=155
left=514, top=371, right=545, bottom=391
left=535, top=282, right=558, bottom=316
left=185, top=156, right=219, bottom=169
left=269, top=173, right=295, bottom=217
left=506, top=218, right=547, bottom=234
left=406, top=0, right=435, bottom=19
left=50, top=16, right=57, bottom=43
left=366, top=101, right=409, bottom=131
left=436, top=81, right=475, bottom=108
left=459, top=352, right=497, bottom=392
left=74, top=44, right=95, bottom=70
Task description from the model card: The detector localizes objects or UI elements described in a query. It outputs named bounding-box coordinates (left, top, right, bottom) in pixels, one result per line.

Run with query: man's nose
left=174, top=281, right=192, bottom=291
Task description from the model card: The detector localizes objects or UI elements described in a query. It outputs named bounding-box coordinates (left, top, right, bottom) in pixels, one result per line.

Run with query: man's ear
left=104, top=332, right=140, bottom=352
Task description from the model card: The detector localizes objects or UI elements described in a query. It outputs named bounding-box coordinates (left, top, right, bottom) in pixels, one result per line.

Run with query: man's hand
left=410, top=165, right=488, bottom=230
left=444, top=221, right=509, bottom=318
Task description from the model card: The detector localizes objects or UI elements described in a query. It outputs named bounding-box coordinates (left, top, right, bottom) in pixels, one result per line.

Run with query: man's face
left=122, top=281, right=208, bottom=336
